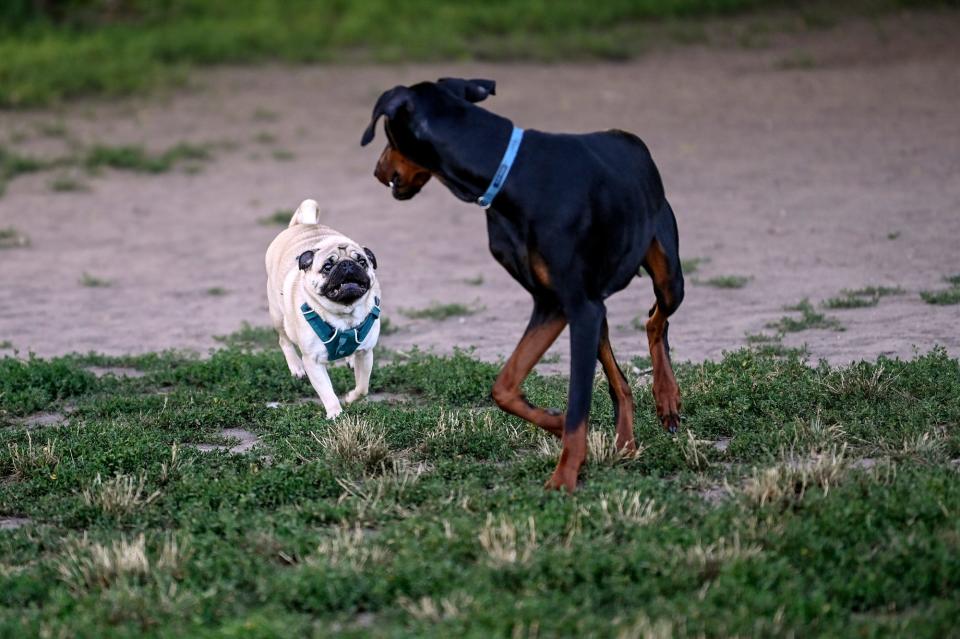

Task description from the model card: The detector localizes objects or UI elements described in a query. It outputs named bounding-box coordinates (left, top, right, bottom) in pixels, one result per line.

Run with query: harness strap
left=300, top=297, right=380, bottom=361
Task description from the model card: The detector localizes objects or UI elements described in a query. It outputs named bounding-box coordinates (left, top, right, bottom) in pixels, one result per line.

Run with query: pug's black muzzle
left=321, top=260, right=371, bottom=305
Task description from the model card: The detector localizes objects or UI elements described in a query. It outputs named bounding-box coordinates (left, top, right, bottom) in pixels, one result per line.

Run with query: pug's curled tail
left=290, top=199, right=320, bottom=226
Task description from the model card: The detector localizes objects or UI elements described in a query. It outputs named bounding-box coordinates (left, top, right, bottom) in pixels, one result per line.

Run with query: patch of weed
left=84, top=143, right=210, bottom=174
left=766, top=299, right=844, bottom=332
left=79, top=272, right=111, bottom=288
left=921, top=275, right=960, bottom=305
left=822, top=285, right=904, bottom=309
left=697, top=275, right=750, bottom=289
left=258, top=210, right=291, bottom=226
left=775, top=50, right=817, bottom=69
left=48, top=174, right=88, bottom=192
left=0, top=226, right=30, bottom=249
left=402, top=303, right=479, bottom=321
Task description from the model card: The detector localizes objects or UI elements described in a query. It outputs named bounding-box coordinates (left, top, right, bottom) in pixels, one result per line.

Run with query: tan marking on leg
left=529, top=251, right=552, bottom=288
left=492, top=316, right=567, bottom=436
left=598, top=325, right=636, bottom=451
left=544, top=421, right=587, bottom=493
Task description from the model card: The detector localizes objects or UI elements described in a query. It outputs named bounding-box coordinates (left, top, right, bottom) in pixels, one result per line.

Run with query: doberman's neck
left=428, top=112, right=515, bottom=205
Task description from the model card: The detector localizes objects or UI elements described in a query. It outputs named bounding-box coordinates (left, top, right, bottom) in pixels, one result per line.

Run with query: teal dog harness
left=300, top=297, right=381, bottom=361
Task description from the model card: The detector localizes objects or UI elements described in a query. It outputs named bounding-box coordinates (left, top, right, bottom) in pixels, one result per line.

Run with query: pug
left=265, top=199, right=381, bottom=419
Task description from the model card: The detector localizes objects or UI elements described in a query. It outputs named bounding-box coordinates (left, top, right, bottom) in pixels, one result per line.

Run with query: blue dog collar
left=300, top=297, right=381, bottom=361
left=477, top=126, right=524, bottom=208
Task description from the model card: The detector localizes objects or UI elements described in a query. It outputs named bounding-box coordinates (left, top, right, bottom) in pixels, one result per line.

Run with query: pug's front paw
left=343, top=389, right=367, bottom=405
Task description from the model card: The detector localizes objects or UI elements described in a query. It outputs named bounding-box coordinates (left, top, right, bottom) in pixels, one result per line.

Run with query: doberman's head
left=361, top=78, right=497, bottom=201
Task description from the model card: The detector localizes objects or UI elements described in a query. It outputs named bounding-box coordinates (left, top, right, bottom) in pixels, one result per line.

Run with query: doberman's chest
left=485, top=208, right=546, bottom=294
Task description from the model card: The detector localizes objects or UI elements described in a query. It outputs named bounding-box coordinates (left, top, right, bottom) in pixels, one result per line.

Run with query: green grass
left=1, top=333, right=960, bottom=636
left=696, top=274, right=750, bottom=289
left=0, top=0, right=856, bottom=108
left=206, top=287, right=228, bottom=297
left=271, top=149, right=296, bottom=162
left=821, top=285, right=905, bottom=309
left=766, top=299, right=844, bottom=333
left=402, top=303, right=479, bottom=321
left=920, top=275, right=960, bottom=306
left=79, top=272, right=111, bottom=288
left=84, top=143, right=211, bottom=174
left=463, top=275, right=484, bottom=286
left=48, top=174, right=89, bottom=192
left=0, top=226, right=30, bottom=249
left=0, top=141, right=212, bottom=195
left=0, top=340, right=12, bottom=349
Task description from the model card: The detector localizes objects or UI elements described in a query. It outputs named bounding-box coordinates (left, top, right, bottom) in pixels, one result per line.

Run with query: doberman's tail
left=290, top=199, right=320, bottom=226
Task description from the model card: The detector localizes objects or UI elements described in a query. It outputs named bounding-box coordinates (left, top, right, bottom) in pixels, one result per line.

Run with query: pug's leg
left=344, top=349, right=373, bottom=405
left=302, top=356, right=342, bottom=419
left=278, top=332, right=306, bottom=378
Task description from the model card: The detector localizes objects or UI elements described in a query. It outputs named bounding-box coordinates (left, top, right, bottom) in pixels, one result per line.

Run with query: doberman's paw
left=544, top=467, right=578, bottom=493
left=661, top=412, right=681, bottom=434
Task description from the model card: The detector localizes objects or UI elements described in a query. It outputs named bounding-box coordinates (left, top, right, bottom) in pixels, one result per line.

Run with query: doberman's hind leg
left=545, top=300, right=605, bottom=493
left=491, top=300, right=567, bottom=437
left=598, top=318, right=636, bottom=452
left=642, top=239, right=685, bottom=433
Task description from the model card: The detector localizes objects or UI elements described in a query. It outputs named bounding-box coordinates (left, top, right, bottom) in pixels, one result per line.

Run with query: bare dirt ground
left=1, top=12, right=958, bottom=371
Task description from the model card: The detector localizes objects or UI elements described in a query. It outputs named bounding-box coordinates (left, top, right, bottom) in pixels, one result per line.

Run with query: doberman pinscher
left=361, top=78, right=684, bottom=492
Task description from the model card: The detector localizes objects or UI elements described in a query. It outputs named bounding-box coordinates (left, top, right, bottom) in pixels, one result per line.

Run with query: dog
left=361, top=78, right=684, bottom=492
left=265, top=199, right=381, bottom=419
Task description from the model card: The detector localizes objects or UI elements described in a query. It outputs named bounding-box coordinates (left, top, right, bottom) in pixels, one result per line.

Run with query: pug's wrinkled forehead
left=298, top=242, right=377, bottom=273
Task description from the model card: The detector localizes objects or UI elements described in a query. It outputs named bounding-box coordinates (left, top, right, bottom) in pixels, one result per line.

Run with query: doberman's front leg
left=491, top=301, right=567, bottom=436
left=598, top=319, right=636, bottom=452
left=545, top=301, right=604, bottom=493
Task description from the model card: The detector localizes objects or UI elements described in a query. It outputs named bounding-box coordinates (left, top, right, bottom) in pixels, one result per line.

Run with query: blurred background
left=1, top=0, right=958, bottom=365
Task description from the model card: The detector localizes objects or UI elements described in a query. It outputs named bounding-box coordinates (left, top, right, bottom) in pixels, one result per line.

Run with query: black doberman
left=361, top=78, right=684, bottom=492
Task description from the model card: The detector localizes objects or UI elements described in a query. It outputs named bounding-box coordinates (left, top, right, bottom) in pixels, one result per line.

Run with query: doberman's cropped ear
left=297, top=250, right=315, bottom=271
left=437, top=77, right=496, bottom=103
left=361, top=86, right=414, bottom=146
left=363, top=247, right=377, bottom=270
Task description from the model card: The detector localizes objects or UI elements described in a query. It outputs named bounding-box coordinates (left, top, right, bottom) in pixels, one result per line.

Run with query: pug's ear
left=297, top=250, right=315, bottom=271
left=363, top=247, right=377, bottom=270
left=437, top=77, right=496, bottom=103
left=361, top=86, right=415, bottom=146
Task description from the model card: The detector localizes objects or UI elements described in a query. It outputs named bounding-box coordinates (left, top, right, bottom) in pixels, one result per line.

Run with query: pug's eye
left=357, top=257, right=368, bottom=268
left=322, top=259, right=335, bottom=273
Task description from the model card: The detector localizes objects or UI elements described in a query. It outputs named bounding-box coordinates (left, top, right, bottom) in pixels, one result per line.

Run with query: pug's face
left=298, top=244, right=377, bottom=307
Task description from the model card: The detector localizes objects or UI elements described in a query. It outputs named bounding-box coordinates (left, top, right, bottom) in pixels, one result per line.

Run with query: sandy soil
left=1, top=12, right=958, bottom=372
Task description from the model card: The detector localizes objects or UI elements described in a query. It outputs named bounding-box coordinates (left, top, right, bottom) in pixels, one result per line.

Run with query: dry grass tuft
left=742, top=445, right=847, bottom=506
left=313, top=524, right=386, bottom=571
left=314, top=416, right=391, bottom=473
left=685, top=532, right=763, bottom=581
left=82, top=473, right=160, bottom=515
left=588, top=429, right=644, bottom=466
left=335, top=458, right=429, bottom=522
left=899, top=429, right=947, bottom=462
left=159, top=442, right=192, bottom=484
left=7, top=433, right=59, bottom=479
left=678, top=429, right=711, bottom=471
left=57, top=533, right=189, bottom=594
left=399, top=592, right=474, bottom=622
left=596, top=491, right=664, bottom=528
left=615, top=613, right=675, bottom=639
left=478, top=515, right=538, bottom=567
